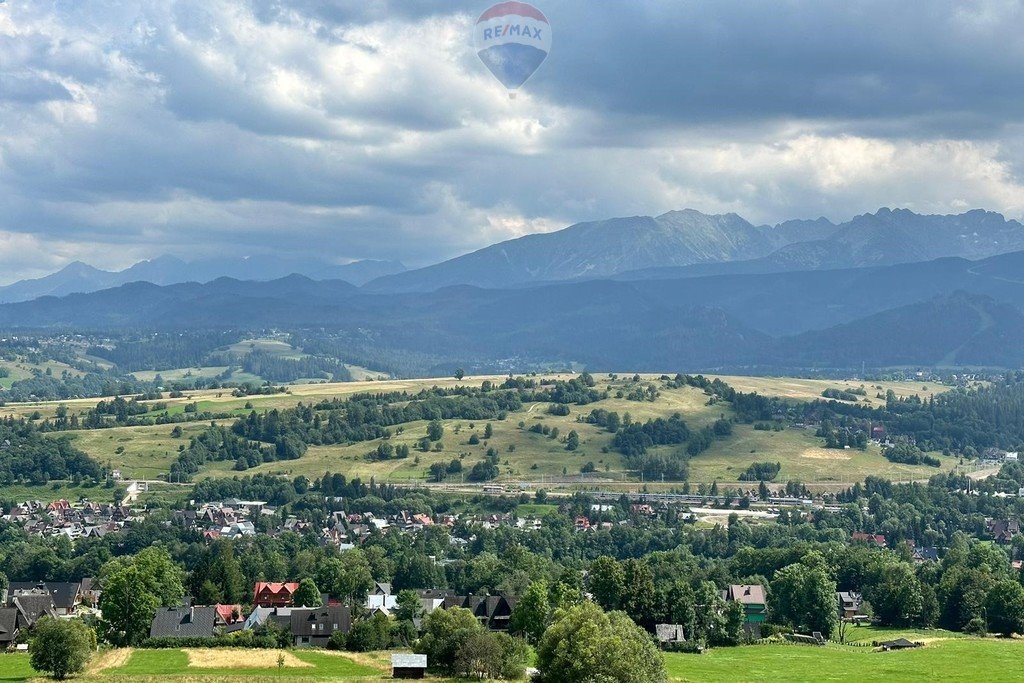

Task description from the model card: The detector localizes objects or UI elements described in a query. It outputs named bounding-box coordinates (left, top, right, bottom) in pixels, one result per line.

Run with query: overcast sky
left=2, top=0, right=1024, bottom=283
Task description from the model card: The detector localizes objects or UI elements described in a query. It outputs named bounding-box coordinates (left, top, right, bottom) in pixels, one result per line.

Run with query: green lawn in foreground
left=111, top=649, right=382, bottom=679
left=6, top=638, right=1020, bottom=683
left=665, top=638, right=1024, bottom=682
left=0, top=654, right=35, bottom=683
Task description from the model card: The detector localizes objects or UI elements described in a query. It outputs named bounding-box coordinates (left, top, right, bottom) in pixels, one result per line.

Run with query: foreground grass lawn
left=109, top=649, right=383, bottom=679
left=666, top=638, right=1024, bottom=682
left=0, top=654, right=36, bottom=683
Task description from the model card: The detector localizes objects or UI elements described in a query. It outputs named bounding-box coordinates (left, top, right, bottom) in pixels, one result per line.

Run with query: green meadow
left=665, top=637, right=1024, bottom=682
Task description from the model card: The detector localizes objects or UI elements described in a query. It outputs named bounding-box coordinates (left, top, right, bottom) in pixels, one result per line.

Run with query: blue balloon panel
left=477, top=43, right=549, bottom=91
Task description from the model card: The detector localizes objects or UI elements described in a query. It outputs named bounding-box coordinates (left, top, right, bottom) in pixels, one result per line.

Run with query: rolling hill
left=3, top=251, right=1024, bottom=372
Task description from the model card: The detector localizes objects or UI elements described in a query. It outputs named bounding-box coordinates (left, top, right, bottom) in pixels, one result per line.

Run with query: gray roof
left=12, top=594, right=57, bottom=626
left=837, top=591, right=862, bottom=605
left=290, top=605, right=351, bottom=638
left=8, top=582, right=81, bottom=611
left=655, top=624, right=685, bottom=642
left=149, top=606, right=217, bottom=639
left=392, top=654, right=427, bottom=669
left=0, top=608, right=19, bottom=643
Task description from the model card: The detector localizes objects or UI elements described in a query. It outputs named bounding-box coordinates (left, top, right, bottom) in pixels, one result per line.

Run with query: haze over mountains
left=0, top=256, right=406, bottom=304
left=5, top=207, right=1023, bottom=303
left=3, top=249, right=1024, bottom=372
left=4, top=206, right=1024, bottom=373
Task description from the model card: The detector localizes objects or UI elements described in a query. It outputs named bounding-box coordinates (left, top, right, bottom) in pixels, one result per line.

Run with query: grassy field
left=711, top=375, right=951, bottom=406
left=3, top=635, right=1021, bottom=683
left=60, top=422, right=216, bottom=480
left=202, top=375, right=953, bottom=487
left=128, top=337, right=389, bottom=386
left=0, top=480, right=188, bottom=506
left=664, top=637, right=1024, bottom=682
left=3, top=373, right=956, bottom=490
left=0, top=358, right=83, bottom=389
left=687, top=424, right=956, bottom=486
left=0, top=653, right=35, bottom=682
left=0, top=648, right=398, bottom=682
left=110, top=649, right=384, bottom=679
left=131, top=366, right=232, bottom=382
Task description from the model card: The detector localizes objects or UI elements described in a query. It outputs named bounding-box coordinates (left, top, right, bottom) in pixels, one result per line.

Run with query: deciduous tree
left=30, top=617, right=95, bottom=680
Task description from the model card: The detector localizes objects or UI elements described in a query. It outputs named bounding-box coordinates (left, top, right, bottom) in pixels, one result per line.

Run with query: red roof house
left=253, top=582, right=300, bottom=608
left=851, top=532, right=887, bottom=548
left=214, top=604, right=244, bottom=625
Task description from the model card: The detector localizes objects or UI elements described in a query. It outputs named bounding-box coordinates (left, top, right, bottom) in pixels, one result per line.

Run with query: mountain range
left=3, top=249, right=1024, bottom=372
left=4, top=206, right=1024, bottom=372
left=5, top=207, right=1023, bottom=302
left=364, top=207, right=1024, bottom=292
left=0, top=256, right=406, bottom=304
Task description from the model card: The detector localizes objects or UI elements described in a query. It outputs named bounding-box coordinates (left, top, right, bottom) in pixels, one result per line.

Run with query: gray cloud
left=0, top=0, right=1023, bottom=284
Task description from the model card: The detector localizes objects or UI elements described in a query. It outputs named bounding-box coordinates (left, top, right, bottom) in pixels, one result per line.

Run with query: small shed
left=878, top=638, right=921, bottom=651
left=655, top=623, right=686, bottom=647
left=392, top=653, right=427, bottom=679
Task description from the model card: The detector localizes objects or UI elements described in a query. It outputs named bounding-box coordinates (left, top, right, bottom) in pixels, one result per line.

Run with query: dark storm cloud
left=529, top=1, right=1024, bottom=138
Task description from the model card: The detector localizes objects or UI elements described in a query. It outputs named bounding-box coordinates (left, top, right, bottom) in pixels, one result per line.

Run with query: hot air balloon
left=473, top=2, right=551, bottom=98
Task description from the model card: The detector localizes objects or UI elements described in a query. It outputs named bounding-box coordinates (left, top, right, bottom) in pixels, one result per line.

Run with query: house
left=289, top=605, right=351, bottom=648
left=0, top=609, right=21, bottom=649
left=253, top=582, right=300, bottom=608
left=214, top=604, right=244, bottom=626
left=836, top=591, right=864, bottom=619
left=367, top=582, right=398, bottom=612
left=7, top=582, right=84, bottom=616
left=242, top=606, right=275, bottom=631
left=982, top=448, right=1008, bottom=462
left=79, top=578, right=100, bottom=608
left=149, top=606, right=218, bottom=639
left=392, top=653, right=427, bottom=679
left=988, top=519, right=1020, bottom=544
left=851, top=532, right=887, bottom=548
left=439, top=595, right=516, bottom=631
left=724, top=585, right=767, bottom=625
left=8, top=592, right=57, bottom=628
left=654, top=624, right=686, bottom=647
left=912, top=546, right=940, bottom=563
left=631, top=504, right=656, bottom=516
